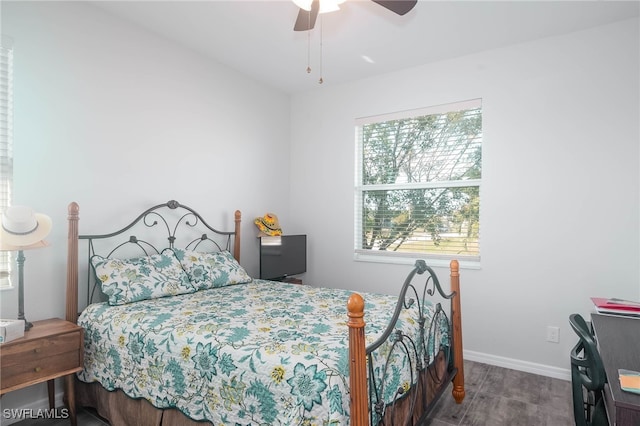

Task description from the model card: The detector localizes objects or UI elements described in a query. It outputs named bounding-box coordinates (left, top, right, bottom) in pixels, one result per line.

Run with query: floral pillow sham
left=171, top=248, right=253, bottom=290
left=90, top=250, right=194, bottom=306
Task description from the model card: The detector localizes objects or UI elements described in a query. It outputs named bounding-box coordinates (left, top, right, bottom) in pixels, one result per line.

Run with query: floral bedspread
left=77, top=280, right=448, bottom=425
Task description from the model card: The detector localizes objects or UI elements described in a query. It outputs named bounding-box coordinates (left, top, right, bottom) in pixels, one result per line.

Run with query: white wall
left=0, top=1, right=290, bottom=415
left=0, top=0, right=638, bottom=418
left=289, top=18, right=639, bottom=377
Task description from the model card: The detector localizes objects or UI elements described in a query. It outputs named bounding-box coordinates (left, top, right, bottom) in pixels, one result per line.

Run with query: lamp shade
left=0, top=206, right=52, bottom=249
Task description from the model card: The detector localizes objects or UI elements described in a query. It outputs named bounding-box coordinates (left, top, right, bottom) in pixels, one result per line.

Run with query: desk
left=591, top=313, right=640, bottom=426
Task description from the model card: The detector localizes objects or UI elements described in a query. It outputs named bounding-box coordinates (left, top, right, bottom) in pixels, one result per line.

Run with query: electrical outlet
left=546, top=326, right=560, bottom=343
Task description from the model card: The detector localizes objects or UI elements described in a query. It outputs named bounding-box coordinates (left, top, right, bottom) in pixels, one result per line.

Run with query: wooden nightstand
left=0, top=318, right=83, bottom=426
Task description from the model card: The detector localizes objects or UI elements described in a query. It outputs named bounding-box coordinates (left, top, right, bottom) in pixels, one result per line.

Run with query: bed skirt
left=76, top=380, right=211, bottom=426
left=75, top=350, right=453, bottom=426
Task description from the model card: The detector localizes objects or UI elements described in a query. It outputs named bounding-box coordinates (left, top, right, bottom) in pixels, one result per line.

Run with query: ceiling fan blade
left=294, top=0, right=320, bottom=31
left=371, top=0, right=417, bottom=16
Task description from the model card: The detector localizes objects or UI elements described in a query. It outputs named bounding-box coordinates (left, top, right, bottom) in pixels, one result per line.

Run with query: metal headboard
left=77, top=200, right=241, bottom=307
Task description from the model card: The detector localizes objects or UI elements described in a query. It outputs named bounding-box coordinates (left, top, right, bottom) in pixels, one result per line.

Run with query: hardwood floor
left=426, top=360, right=574, bottom=426
left=9, top=360, right=574, bottom=426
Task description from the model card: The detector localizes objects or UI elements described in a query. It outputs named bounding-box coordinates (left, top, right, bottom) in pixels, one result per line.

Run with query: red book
left=591, top=297, right=640, bottom=316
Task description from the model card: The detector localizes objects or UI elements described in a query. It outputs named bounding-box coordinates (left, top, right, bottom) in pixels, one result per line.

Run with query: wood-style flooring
left=425, top=360, right=574, bottom=426
left=8, top=360, right=574, bottom=426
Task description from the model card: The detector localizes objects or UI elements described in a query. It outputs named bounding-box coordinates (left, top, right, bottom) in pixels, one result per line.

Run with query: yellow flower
left=181, top=346, right=191, bottom=360
left=271, top=366, right=285, bottom=384
left=265, top=343, right=286, bottom=354
left=402, top=381, right=410, bottom=392
left=136, top=373, right=147, bottom=389
left=118, top=335, right=125, bottom=347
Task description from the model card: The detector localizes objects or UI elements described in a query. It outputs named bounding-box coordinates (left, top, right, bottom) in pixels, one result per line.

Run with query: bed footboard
left=348, top=260, right=465, bottom=426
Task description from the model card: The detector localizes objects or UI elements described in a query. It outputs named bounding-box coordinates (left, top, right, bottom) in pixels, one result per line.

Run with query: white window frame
left=354, top=99, right=482, bottom=269
left=1, top=36, right=14, bottom=289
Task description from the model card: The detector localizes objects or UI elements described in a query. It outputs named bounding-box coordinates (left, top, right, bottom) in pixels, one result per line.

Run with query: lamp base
left=16, top=250, right=33, bottom=332
left=18, top=314, right=33, bottom=331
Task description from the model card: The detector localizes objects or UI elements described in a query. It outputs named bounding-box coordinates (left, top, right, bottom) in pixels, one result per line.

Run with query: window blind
left=354, top=99, right=482, bottom=263
left=1, top=36, right=14, bottom=288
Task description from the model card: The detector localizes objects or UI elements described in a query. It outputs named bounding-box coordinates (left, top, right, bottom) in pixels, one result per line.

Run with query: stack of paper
left=591, top=298, right=640, bottom=317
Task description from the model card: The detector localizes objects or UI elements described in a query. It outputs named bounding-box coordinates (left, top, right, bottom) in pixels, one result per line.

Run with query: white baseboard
left=464, top=349, right=571, bottom=381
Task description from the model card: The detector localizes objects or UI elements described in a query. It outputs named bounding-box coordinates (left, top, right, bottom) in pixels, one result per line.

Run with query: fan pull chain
left=318, top=15, right=323, bottom=84
left=306, top=10, right=311, bottom=73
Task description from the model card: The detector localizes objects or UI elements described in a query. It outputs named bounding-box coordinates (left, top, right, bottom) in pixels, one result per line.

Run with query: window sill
left=353, top=252, right=481, bottom=270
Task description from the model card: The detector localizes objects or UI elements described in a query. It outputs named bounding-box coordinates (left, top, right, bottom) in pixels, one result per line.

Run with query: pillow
left=91, top=251, right=195, bottom=306
left=172, top=249, right=252, bottom=290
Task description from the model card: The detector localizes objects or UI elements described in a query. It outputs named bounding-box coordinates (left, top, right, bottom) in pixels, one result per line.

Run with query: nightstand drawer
left=1, top=323, right=83, bottom=392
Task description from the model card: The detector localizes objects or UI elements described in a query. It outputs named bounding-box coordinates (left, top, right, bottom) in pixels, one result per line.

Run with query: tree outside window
left=355, top=99, right=482, bottom=263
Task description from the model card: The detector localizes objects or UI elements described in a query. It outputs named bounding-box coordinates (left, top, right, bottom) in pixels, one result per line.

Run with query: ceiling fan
left=293, top=0, right=417, bottom=31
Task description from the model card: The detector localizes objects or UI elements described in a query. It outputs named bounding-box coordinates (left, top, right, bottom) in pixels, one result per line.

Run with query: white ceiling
left=91, top=0, right=640, bottom=94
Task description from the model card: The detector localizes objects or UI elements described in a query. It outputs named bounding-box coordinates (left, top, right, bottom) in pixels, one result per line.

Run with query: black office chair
left=569, top=313, right=609, bottom=426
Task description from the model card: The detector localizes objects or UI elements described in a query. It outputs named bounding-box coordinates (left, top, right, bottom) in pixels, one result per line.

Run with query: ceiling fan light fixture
left=292, top=0, right=312, bottom=11
left=292, top=0, right=345, bottom=14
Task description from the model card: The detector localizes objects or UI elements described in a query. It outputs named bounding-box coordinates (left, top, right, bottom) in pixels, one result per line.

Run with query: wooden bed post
left=450, top=259, right=465, bottom=403
left=64, top=202, right=80, bottom=424
left=347, top=292, right=368, bottom=426
left=66, top=202, right=79, bottom=324
left=233, top=210, right=241, bottom=262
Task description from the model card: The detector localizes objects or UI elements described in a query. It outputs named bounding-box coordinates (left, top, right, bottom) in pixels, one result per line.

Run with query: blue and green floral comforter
left=77, top=280, right=448, bottom=425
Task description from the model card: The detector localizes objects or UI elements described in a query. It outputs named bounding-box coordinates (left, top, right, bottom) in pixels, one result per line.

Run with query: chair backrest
left=569, top=313, right=608, bottom=426
left=570, top=313, right=606, bottom=390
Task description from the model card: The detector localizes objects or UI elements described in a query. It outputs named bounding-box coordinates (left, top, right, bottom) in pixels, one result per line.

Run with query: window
left=354, top=99, right=482, bottom=266
left=1, top=36, right=14, bottom=288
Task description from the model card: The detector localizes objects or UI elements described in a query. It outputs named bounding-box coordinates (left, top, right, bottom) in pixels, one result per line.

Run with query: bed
left=63, top=200, right=465, bottom=426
